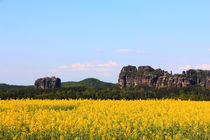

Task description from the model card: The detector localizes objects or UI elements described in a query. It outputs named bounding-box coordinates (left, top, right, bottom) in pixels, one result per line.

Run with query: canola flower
left=0, top=99, right=209, bottom=140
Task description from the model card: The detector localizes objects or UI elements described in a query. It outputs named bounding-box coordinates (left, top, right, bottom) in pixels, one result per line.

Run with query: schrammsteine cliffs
left=118, top=65, right=210, bottom=89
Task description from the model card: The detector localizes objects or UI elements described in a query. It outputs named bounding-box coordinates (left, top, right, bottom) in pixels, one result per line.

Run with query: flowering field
left=0, top=99, right=209, bottom=140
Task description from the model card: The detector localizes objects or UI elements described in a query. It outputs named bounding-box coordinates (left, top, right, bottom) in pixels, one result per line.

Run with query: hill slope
left=0, top=84, right=27, bottom=90
left=62, top=78, right=114, bottom=88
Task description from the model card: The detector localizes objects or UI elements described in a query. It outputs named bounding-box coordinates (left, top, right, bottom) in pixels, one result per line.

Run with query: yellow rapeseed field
left=0, top=99, right=209, bottom=140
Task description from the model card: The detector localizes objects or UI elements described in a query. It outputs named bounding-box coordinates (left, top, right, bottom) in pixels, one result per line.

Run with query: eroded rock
left=118, top=65, right=210, bottom=89
left=34, top=77, right=61, bottom=89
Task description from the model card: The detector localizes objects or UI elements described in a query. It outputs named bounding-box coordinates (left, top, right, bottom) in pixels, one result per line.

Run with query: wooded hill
left=62, top=78, right=114, bottom=88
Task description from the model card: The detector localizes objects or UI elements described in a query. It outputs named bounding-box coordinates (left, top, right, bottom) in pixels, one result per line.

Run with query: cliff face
left=34, top=77, right=61, bottom=89
left=118, top=65, right=210, bottom=89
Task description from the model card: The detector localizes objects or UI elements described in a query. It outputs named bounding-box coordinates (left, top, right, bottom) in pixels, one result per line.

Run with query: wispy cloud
left=58, top=65, right=68, bottom=69
left=98, top=61, right=119, bottom=67
left=178, top=64, right=210, bottom=70
left=71, top=63, right=94, bottom=70
left=208, top=49, right=210, bottom=52
left=57, top=61, right=120, bottom=77
left=98, top=73, right=113, bottom=77
left=59, top=61, right=119, bottom=71
left=115, top=49, right=146, bottom=54
left=178, top=65, right=191, bottom=70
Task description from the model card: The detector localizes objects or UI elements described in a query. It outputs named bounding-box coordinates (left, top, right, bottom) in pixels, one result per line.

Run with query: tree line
left=0, top=84, right=210, bottom=101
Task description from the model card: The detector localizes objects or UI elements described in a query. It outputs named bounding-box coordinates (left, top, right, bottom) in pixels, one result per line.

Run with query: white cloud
left=98, top=61, right=119, bottom=67
left=116, top=49, right=146, bottom=54
left=71, top=63, right=94, bottom=69
left=56, top=61, right=120, bottom=78
left=59, top=65, right=69, bottom=69
left=58, top=61, right=119, bottom=72
left=195, top=64, right=210, bottom=70
left=98, top=73, right=113, bottom=77
left=178, top=64, right=191, bottom=70
left=178, top=64, right=210, bottom=70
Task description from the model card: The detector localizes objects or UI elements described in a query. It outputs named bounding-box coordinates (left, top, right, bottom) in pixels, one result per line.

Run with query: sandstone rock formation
left=34, top=77, right=61, bottom=89
left=118, top=65, right=210, bottom=89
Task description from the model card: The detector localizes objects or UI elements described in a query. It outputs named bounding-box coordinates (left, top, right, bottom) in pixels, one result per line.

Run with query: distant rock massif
left=34, top=77, right=61, bottom=89
left=118, top=65, right=210, bottom=89
left=33, top=66, right=210, bottom=89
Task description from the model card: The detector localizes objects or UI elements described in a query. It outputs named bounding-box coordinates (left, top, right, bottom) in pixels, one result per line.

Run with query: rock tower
left=34, top=77, right=61, bottom=89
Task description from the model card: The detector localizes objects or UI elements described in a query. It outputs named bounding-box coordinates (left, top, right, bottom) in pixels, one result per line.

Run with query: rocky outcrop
left=34, top=77, right=61, bottom=89
left=118, top=65, right=210, bottom=89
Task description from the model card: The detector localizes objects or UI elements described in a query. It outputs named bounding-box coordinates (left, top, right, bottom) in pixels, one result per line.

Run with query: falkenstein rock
left=34, top=77, right=61, bottom=89
left=118, top=65, right=210, bottom=89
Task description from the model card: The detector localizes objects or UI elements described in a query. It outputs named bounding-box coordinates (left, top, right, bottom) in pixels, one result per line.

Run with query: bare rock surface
left=34, top=77, right=61, bottom=89
left=119, top=65, right=210, bottom=89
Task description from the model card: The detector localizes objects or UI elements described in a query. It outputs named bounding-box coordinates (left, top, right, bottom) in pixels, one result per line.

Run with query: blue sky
left=0, top=0, right=210, bottom=85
